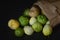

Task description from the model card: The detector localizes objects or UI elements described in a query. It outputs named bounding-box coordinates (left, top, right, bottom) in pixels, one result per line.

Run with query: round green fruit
left=24, top=9, right=30, bottom=16
left=19, top=16, right=29, bottom=26
left=46, top=21, right=50, bottom=25
left=15, top=28, right=24, bottom=37
left=42, top=24, right=52, bottom=36
left=32, top=22, right=43, bottom=32
left=37, top=15, right=48, bottom=25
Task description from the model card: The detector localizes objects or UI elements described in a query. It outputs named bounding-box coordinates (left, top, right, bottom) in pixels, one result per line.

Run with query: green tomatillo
left=15, top=28, right=24, bottom=37
left=42, top=24, right=52, bottom=36
left=32, top=22, right=43, bottom=32
left=19, top=16, right=29, bottom=26
left=37, top=15, right=48, bottom=25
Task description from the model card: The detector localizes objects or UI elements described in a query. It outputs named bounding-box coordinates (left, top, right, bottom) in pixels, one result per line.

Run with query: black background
left=1, top=0, right=60, bottom=40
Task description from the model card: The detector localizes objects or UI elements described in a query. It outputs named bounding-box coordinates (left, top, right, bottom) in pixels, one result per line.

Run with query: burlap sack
left=33, top=0, right=60, bottom=27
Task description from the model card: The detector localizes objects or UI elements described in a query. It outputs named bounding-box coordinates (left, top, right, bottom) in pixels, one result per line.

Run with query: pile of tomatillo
left=8, top=6, right=52, bottom=37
